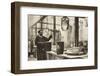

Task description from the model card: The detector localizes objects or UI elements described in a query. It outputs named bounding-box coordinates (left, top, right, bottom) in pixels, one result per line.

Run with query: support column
left=53, top=16, right=56, bottom=45
left=75, top=17, right=79, bottom=47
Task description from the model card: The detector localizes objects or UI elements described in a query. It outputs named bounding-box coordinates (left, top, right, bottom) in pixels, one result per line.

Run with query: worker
left=35, top=30, right=52, bottom=60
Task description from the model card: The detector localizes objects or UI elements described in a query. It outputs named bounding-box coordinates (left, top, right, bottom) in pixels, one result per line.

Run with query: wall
left=0, top=0, right=100, bottom=76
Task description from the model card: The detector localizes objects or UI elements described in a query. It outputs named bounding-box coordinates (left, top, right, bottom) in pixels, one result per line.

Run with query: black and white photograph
left=28, top=15, right=88, bottom=61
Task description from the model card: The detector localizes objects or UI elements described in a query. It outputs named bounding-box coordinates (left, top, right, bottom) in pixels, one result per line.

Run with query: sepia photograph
left=28, top=15, right=88, bottom=61
left=11, top=2, right=97, bottom=73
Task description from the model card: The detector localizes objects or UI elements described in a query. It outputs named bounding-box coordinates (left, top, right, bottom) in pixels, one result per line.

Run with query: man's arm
left=48, top=35, right=52, bottom=40
left=44, top=35, right=52, bottom=41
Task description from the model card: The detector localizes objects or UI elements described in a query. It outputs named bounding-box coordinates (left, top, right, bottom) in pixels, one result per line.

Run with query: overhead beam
left=31, top=16, right=47, bottom=28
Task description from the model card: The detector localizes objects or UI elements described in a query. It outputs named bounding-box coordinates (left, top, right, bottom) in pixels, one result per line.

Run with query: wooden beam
left=53, top=16, right=56, bottom=45
left=75, top=17, right=79, bottom=46
left=31, top=16, right=47, bottom=28
left=38, top=22, right=60, bottom=26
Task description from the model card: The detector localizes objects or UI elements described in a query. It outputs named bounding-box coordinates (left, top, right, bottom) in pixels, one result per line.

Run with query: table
left=46, top=51, right=88, bottom=60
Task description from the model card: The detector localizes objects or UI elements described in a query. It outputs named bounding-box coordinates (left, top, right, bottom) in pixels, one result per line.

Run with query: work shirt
left=35, top=35, right=52, bottom=46
left=35, top=35, right=52, bottom=60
